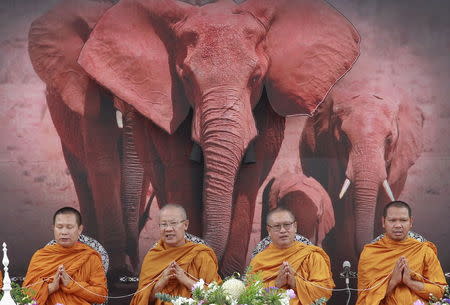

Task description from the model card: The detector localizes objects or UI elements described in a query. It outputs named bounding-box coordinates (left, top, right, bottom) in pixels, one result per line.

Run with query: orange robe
left=130, top=240, right=221, bottom=305
left=0, top=271, right=3, bottom=289
left=356, top=236, right=447, bottom=305
left=250, top=241, right=335, bottom=305
left=23, top=242, right=107, bottom=305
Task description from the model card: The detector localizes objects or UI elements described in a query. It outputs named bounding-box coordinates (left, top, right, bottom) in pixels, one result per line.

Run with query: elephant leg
left=82, top=111, right=126, bottom=272
left=134, top=111, right=203, bottom=236
left=280, top=193, right=319, bottom=243
left=61, top=145, right=97, bottom=237
left=46, top=91, right=99, bottom=237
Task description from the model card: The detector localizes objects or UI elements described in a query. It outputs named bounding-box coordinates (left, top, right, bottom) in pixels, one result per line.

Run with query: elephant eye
left=385, top=135, right=393, bottom=146
left=250, top=73, right=261, bottom=85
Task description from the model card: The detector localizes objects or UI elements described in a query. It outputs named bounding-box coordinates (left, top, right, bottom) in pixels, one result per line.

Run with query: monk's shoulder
left=358, top=241, right=381, bottom=263
left=142, top=245, right=161, bottom=263
left=191, top=243, right=218, bottom=260
left=249, top=245, right=271, bottom=265
left=422, top=240, right=439, bottom=256
left=30, top=244, right=59, bottom=259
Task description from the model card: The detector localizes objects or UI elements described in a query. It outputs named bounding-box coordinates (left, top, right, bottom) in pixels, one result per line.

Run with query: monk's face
left=54, top=213, right=83, bottom=247
left=159, top=207, right=189, bottom=247
left=267, top=211, right=297, bottom=249
left=382, top=207, right=413, bottom=241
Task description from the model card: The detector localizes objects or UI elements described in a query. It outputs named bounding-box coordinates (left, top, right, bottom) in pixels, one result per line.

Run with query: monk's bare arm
left=60, top=255, right=107, bottom=304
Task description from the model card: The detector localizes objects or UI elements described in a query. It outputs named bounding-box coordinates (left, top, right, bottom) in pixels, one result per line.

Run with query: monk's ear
left=78, top=224, right=84, bottom=236
left=381, top=217, right=386, bottom=229
left=184, top=220, right=189, bottom=231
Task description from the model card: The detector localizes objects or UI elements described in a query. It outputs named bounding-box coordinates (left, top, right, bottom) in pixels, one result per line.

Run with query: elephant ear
left=28, top=0, right=113, bottom=117
left=265, top=0, right=360, bottom=116
left=388, top=102, right=424, bottom=183
left=78, top=1, right=190, bottom=134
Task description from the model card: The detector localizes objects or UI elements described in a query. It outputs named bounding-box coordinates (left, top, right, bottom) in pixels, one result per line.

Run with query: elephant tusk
left=116, top=110, right=123, bottom=129
left=382, top=180, right=395, bottom=201
left=339, top=178, right=351, bottom=199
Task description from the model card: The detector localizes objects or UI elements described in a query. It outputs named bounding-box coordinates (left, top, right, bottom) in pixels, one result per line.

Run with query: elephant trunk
left=199, top=90, right=256, bottom=259
left=120, top=110, right=145, bottom=271
left=350, top=147, right=386, bottom=253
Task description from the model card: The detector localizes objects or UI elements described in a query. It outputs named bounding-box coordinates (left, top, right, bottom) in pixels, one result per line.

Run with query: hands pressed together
left=275, top=261, right=296, bottom=289
left=48, top=265, right=72, bottom=294
left=387, top=256, right=424, bottom=296
left=154, top=261, right=195, bottom=294
left=390, top=256, right=412, bottom=287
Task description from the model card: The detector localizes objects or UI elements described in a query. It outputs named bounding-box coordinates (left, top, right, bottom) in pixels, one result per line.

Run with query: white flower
left=280, top=295, right=290, bottom=305
left=172, top=297, right=194, bottom=305
left=222, top=278, right=246, bottom=301
left=192, top=279, right=205, bottom=291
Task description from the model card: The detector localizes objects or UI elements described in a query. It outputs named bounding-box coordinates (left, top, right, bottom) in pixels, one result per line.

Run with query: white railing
left=0, top=242, right=17, bottom=305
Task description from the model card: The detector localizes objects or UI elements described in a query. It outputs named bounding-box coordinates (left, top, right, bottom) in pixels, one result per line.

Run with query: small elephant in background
left=300, top=72, right=424, bottom=267
left=262, top=171, right=335, bottom=247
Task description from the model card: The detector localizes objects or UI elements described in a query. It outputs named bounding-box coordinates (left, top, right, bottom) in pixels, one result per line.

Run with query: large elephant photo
left=301, top=67, right=424, bottom=269
left=76, top=0, right=360, bottom=275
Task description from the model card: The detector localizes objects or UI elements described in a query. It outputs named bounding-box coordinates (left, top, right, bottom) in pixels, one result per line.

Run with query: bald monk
left=356, top=200, right=447, bottom=305
left=23, top=207, right=107, bottom=305
left=130, top=204, right=221, bottom=305
left=250, top=207, right=334, bottom=305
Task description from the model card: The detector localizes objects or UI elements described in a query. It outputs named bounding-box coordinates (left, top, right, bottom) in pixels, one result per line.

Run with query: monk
left=23, top=207, right=107, bottom=305
left=356, top=200, right=447, bottom=305
left=130, top=204, right=221, bottom=305
left=250, top=207, right=334, bottom=305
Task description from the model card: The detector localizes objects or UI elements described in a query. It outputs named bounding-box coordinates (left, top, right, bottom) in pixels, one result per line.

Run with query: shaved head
left=159, top=203, right=187, bottom=220
left=266, top=206, right=296, bottom=225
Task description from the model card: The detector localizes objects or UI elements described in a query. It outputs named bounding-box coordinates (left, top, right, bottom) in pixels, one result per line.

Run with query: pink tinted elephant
left=28, top=0, right=150, bottom=273
left=301, top=73, right=424, bottom=268
left=262, top=172, right=335, bottom=246
left=77, top=0, right=360, bottom=275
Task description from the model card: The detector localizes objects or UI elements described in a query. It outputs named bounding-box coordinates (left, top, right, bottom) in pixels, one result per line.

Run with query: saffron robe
left=250, top=241, right=335, bottom=305
left=130, top=240, right=221, bottom=305
left=356, top=236, right=446, bottom=305
left=23, top=242, right=107, bottom=305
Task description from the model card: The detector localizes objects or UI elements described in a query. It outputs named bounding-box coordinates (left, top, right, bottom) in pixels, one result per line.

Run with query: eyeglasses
left=267, top=221, right=296, bottom=232
left=159, top=220, right=186, bottom=229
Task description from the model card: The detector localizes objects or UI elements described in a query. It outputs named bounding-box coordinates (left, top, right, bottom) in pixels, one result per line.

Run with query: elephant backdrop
left=76, top=0, right=359, bottom=276
left=1, top=1, right=450, bottom=304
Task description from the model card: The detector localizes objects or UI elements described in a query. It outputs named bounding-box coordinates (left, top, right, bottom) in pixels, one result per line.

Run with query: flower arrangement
left=0, top=282, right=37, bottom=305
left=413, top=285, right=450, bottom=305
left=156, top=271, right=328, bottom=305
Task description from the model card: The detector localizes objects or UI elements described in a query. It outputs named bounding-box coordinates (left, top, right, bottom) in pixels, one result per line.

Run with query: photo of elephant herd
left=0, top=0, right=449, bottom=304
